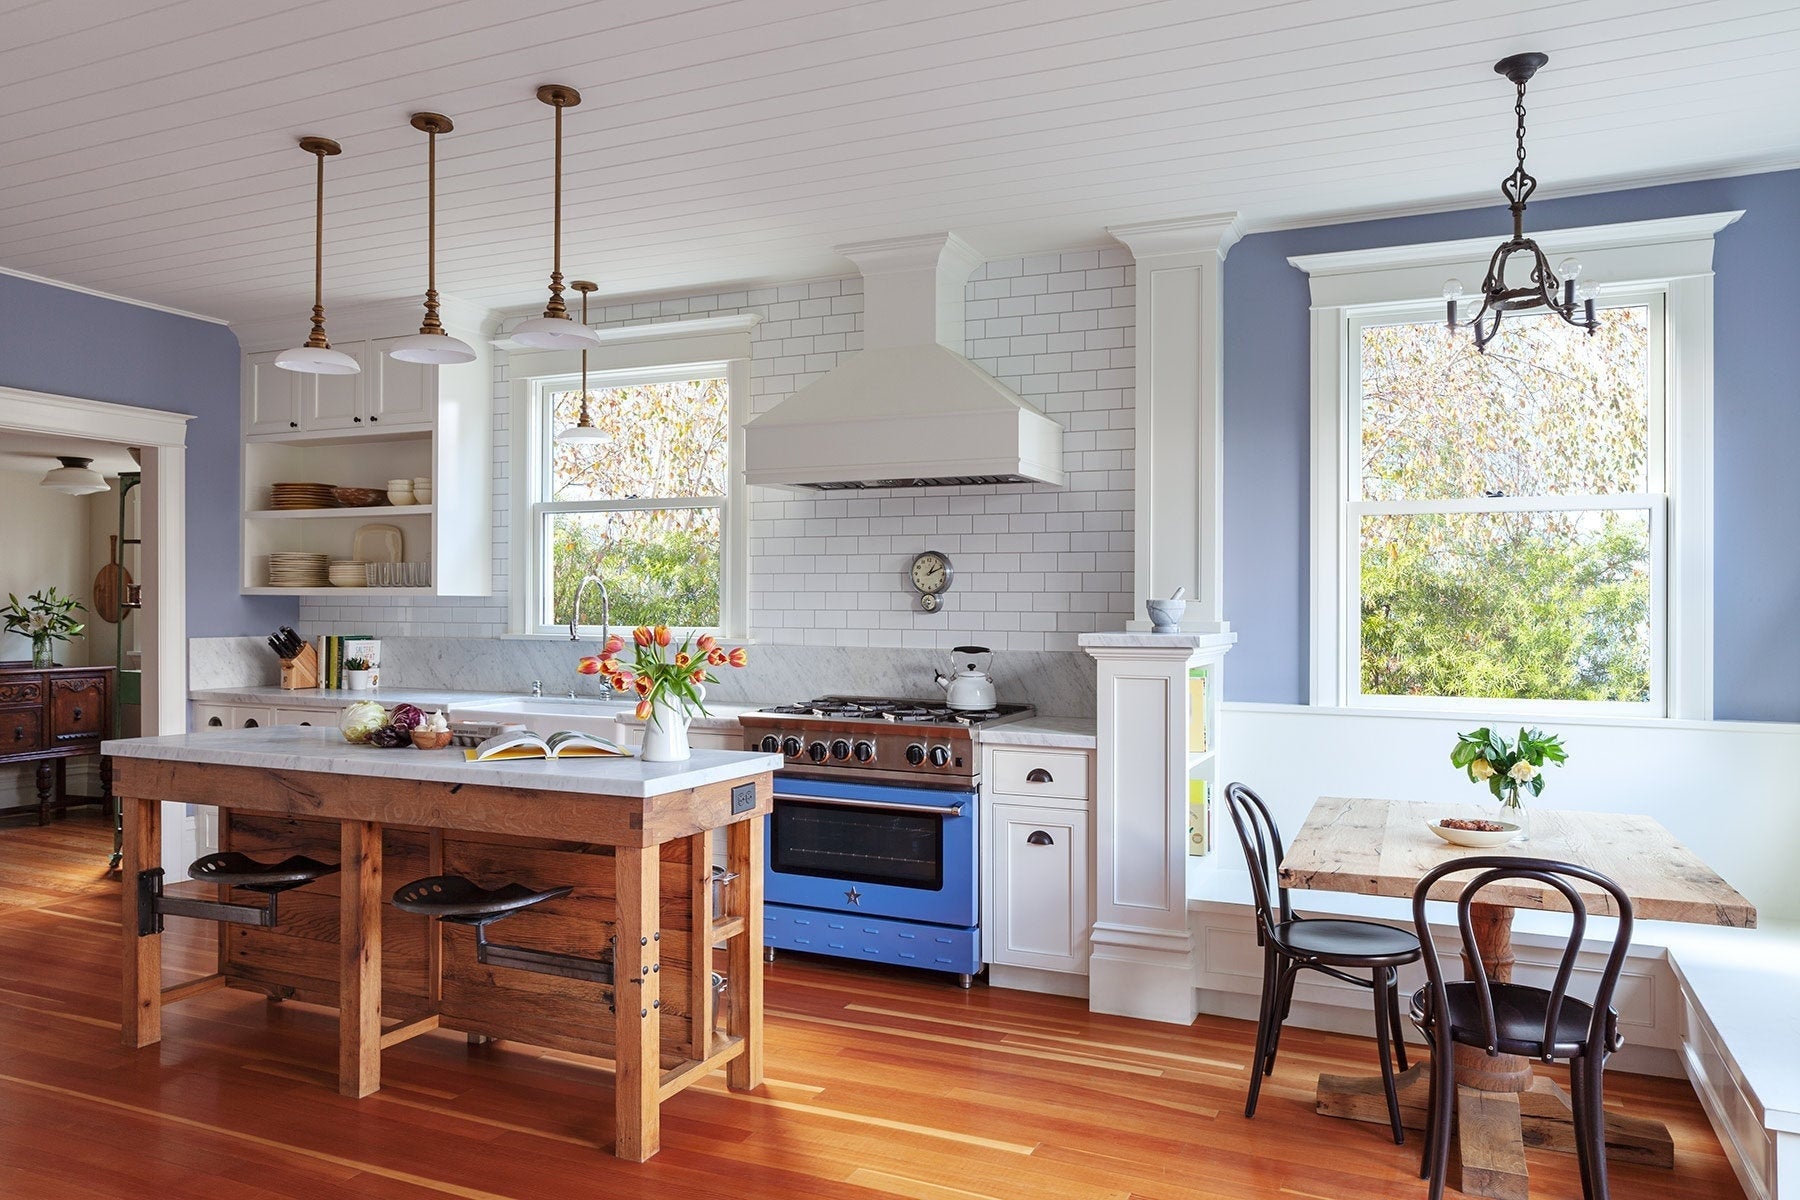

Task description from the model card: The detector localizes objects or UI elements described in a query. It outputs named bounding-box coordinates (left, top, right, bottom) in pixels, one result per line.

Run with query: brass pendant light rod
left=540, top=84, right=579, bottom=322
left=415, top=113, right=451, bottom=335
left=556, top=280, right=610, bottom=442
left=300, top=136, right=341, bottom=350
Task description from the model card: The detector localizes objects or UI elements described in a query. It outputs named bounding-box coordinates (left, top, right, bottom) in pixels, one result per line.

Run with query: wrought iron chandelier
left=1444, top=52, right=1599, bottom=351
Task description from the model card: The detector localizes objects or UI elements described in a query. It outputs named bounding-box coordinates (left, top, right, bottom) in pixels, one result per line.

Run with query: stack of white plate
left=267, top=552, right=330, bottom=588
left=328, top=560, right=368, bottom=588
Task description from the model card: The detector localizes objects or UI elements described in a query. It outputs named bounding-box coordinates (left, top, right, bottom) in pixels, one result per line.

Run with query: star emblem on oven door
left=845, top=886, right=863, bottom=906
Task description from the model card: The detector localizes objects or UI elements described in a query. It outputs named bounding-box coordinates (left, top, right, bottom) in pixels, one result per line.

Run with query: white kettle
left=934, top=645, right=998, bottom=710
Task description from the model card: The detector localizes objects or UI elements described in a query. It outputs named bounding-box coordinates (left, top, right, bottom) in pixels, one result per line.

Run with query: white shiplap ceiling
left=2, top=0, right=1796, bottom=326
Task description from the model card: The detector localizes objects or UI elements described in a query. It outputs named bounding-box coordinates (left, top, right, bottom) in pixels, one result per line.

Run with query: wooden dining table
left=1279, top=796, right=1756, bottom=1200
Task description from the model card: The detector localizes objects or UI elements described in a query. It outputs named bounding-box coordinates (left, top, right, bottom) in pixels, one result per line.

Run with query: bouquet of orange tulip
left=579, top=627, right=747, bottom=722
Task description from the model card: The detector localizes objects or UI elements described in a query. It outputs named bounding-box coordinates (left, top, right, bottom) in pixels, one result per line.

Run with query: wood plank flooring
left=0, top=815, right=1747, bottom=1200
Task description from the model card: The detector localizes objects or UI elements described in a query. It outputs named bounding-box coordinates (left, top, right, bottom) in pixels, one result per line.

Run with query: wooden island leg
left=338, top=819, right=383, bottom=1098
left=119, top=794, right=162, bottom=1047
left=614, top=843, right=661, bottom=1162
left=726, top=814, right=763, bottom=1091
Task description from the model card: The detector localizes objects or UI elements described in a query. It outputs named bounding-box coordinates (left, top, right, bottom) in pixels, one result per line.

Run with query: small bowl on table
left=1427, top=818, right=1521, bottom=848
left=411, top=729, right=453, bottom=751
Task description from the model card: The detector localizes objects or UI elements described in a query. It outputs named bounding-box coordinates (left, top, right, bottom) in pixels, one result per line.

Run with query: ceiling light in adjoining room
left=275, top=137, right=361, bottom=375
left=1444, top=52, right=1602, bottom=352
left=513, top=85, right=602, bottom=351
left=388, top=113, right=477, bottom=366
left=41, top=456, right=108, bottom=496
left=556, top=281, right=611, bottom=444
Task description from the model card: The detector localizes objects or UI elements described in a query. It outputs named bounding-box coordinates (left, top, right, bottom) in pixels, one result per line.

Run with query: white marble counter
left=614, top=702, right=763, bottom=735
left=191, top=686, right=515, bottom=711
left=105, top=724, right=783, bottom=799
left=977, top=716, right=1097, bottom=750
left=1078, top=631, right=1238, bottom=650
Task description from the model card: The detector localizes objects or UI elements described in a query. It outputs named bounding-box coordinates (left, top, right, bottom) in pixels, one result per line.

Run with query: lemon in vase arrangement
left=580, top=628, right=748, bottom=763
left=1450, top=726, right=1568, bottom=842
left=3, top=587, right=86, bottom=668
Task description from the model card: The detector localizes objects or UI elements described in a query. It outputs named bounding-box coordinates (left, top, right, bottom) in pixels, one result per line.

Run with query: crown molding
left=0, top=264, right=229, bottom=325
left=1108, top=213, right=1244, bottom=261
left=491, top=311, right=760, bottom=353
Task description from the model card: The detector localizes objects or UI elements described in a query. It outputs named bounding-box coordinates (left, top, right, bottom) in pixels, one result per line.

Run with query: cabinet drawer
left=988, top=748, right=1089, bottom=800
left=0, top=679, right=42, bottom=706
left=1, top=707, right=43, bottom=754
left=50, top=678, right=106, bottom=741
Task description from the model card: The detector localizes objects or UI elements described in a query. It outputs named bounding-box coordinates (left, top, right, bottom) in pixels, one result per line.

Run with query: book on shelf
left=1186, top=666, right=1209, bottom=754
left=1187, top=777, right=1211, bottom=856
left=315, top=634, right=375, bottom=688
left=464, top=729, right=632, bottom=762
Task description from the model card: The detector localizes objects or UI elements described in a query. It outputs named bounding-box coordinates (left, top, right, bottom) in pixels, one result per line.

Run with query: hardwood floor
left=0, top=815, right=1745, bottom=1200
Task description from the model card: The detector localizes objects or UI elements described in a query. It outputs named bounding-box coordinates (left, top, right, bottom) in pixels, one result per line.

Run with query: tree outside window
left=1353, top=302, right=1660, bottom=704
left=539, top=372, right=727, bottom=630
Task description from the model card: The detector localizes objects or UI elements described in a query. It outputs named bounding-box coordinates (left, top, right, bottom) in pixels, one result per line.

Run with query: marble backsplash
left=188, top=636, right=1096, bottom=717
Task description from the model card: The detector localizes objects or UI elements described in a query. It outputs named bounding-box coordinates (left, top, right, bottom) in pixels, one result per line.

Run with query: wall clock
left=909, top=550, right=953, bottom=612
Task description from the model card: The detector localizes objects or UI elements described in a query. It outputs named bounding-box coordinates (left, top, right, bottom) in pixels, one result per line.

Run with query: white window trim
left=506, top=315, right=756, bottom=641
left=1294, top=211, right=1741, bottom=720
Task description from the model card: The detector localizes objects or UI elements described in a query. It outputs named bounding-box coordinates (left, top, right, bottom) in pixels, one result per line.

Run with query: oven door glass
left=772, top=799, right=942, bottom=890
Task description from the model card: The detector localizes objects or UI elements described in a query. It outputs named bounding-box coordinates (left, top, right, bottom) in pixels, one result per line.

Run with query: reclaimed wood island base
left=104, top=726, right=782, bottom=1163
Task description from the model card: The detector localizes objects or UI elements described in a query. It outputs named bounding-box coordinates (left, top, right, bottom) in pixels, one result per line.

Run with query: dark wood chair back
left=1223, top=783, right=1295, bottom=942
left=1412, top=855, right=1634, bottom=1060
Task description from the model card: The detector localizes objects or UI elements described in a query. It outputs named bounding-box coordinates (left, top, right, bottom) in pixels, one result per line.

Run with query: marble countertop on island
left=976, top=716, right=1097, bottom=750
left=105, top=724, right=783, bottom=799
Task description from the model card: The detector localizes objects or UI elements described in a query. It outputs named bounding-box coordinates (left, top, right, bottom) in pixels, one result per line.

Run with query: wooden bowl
left=411, top=729, right=453, bottom=750
left=332, top=486, right=389, bottom=508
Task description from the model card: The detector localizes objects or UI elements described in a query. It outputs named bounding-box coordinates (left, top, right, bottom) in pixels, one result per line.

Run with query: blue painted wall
left=1223, top=168, right=1800, bottom=721
left=0, top=272, right=296, bottom=636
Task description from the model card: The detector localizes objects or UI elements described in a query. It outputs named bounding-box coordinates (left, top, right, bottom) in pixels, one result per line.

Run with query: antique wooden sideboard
left=0, top=662, right=115, bottom=824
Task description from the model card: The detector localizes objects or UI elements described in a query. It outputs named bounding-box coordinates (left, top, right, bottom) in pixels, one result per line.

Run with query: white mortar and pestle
left=1145, top=587, right=1187, bottom=633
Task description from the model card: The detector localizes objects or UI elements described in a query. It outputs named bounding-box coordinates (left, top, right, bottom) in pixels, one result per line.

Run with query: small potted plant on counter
left=343, top=656, right=378, bottom=692
left=581, top=628, right=748, bottom=762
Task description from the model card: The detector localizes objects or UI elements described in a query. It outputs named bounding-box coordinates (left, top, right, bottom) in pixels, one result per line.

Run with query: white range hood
left=744, top=233, right=1065, bottom=491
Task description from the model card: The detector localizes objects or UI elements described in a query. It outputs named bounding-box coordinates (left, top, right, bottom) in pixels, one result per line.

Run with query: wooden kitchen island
left=103, top=725, right=780, bottom=1162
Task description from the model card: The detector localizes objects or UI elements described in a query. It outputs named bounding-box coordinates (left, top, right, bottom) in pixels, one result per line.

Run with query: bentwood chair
left=1223, top=783, right=1422, bottom=1143
left=1410, top=856, right=1635, bottom=1200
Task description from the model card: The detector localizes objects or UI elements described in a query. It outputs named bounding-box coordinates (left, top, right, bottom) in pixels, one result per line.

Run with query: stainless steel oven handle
left=774, top=793, right=967, bottom=817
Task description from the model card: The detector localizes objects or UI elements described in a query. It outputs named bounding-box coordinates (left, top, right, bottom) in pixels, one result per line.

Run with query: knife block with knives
left=269, top=627, right=319, bottom=690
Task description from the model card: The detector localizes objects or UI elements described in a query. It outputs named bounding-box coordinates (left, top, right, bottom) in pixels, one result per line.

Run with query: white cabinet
left=274, top=707, right=327, bottom=727
left=244, top=340, right=433, bottom=439
left=988, top=801, right=1090, bottom=973
left=190, top=703, right=273, bottom=730
left=981, top=744, right=1095, bottom=989
left=239, top=323, right=493, bottom=597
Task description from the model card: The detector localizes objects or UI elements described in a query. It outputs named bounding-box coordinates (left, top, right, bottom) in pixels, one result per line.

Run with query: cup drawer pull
left=1025, top=767, right=1054, bottom=783
left=1026, top=830, right=1055, bottom=846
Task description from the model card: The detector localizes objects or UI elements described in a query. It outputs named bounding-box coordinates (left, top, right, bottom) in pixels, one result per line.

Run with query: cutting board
left=93, top=535, right=133, bottom=624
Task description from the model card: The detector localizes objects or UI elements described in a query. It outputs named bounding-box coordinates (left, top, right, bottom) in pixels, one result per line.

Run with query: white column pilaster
left=1082, top=631, right=1234, bottom=1024
left=1108, top=214, right=1240, bottom=632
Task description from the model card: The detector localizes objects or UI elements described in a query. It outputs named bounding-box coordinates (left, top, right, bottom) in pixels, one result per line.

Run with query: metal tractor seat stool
left=391, top=875, right=615, bottom=984
left=136, top=851, right=339, bottom=936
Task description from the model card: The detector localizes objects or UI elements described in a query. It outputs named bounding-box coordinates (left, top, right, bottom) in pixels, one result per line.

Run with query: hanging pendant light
left=557, top=280, right=611, bottom=443
left=1443, top=53, right=1601, bottom=352
left=276, top=137, right=361, bottom=375
left=41, top=456, right=108, bottom=496
left=389, top=113, right=476, bottom=365
left=513, top=85, right=601, bottom=350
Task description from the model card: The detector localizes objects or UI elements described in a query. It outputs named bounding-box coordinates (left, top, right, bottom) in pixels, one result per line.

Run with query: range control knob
left=760, top=735, right=781, bottom=753
left=807, top=741, right=828, bottom=763
left=853, top=740, right=875, bottom=763
left=829, top=738, right=851, bottom=761
left=928, top=745, right=951, bottom=768
left=905, top=743, right=926, bottom=766
left=782, top=736, right=802, bottom=757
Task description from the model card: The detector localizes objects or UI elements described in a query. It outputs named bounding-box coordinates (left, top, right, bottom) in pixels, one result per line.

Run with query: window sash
left=1341, top=294, right=1671, bottom=715
left=529, top=367, right=730, bottom=635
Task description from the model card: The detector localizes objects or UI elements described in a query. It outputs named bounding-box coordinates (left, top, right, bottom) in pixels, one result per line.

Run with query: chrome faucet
left=570, top=574, right=614, bottom=696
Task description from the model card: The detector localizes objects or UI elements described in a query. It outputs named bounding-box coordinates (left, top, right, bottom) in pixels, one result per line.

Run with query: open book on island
left=464, top=729, right=633, bottom=762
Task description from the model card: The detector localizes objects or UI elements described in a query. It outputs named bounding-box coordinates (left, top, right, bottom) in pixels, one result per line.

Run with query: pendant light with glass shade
left=513, top=85, right=601, bottom=351
left=40, top=457, right=108, bottom=496
left=276, top=137, right=361, bottom=375
left=388, top=113, right=476, bottom=365
left=556, top=281, right=611, bottom=443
